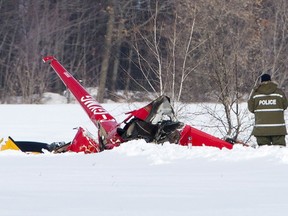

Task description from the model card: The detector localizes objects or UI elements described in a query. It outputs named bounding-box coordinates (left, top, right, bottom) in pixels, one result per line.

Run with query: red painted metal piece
left=67, top=127, right=101, bottom=153
left=179, top=125, right=233, bottom=149
left=43, top=56, right=124, bottom=149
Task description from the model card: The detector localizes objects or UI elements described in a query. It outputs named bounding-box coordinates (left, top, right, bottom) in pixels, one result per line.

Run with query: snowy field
left=1, top=98, right=288, bottom=216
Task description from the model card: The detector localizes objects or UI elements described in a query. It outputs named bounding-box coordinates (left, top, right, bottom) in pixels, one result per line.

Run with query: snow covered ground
left=1, top=98, right=288, bottom=216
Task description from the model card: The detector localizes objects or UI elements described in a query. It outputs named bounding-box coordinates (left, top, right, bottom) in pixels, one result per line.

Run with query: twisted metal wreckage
left=0, top=56, right=237, bottom=154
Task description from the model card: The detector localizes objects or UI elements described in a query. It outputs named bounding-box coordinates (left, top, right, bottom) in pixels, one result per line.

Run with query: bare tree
left=188, top=0, right=258, bottom=141
left=130, top=0, right=205, bottom=103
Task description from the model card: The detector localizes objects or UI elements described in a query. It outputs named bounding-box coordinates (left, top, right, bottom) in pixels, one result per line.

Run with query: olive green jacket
left=248, top=81, right=288, bottom=136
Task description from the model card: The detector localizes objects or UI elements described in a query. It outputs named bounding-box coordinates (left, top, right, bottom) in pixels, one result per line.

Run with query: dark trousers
left=256, top=136, right=286, bottom=146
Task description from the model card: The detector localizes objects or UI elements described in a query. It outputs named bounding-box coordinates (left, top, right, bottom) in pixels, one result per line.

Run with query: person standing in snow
left=248, top=73, right=288, bottom=146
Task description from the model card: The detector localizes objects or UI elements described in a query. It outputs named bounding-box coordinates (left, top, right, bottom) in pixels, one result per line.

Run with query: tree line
left=1, top=0, right=288, bottom=104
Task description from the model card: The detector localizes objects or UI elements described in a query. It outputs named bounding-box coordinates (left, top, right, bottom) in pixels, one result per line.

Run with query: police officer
left=248, top=73, right=288, bottom=146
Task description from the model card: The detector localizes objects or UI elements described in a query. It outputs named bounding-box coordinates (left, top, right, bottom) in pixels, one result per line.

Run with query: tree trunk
left=125, top=48, right=133, bottom=95
left=110, top=43, right=120, bottom=99
left=97, top=6, right=114, bottom=103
